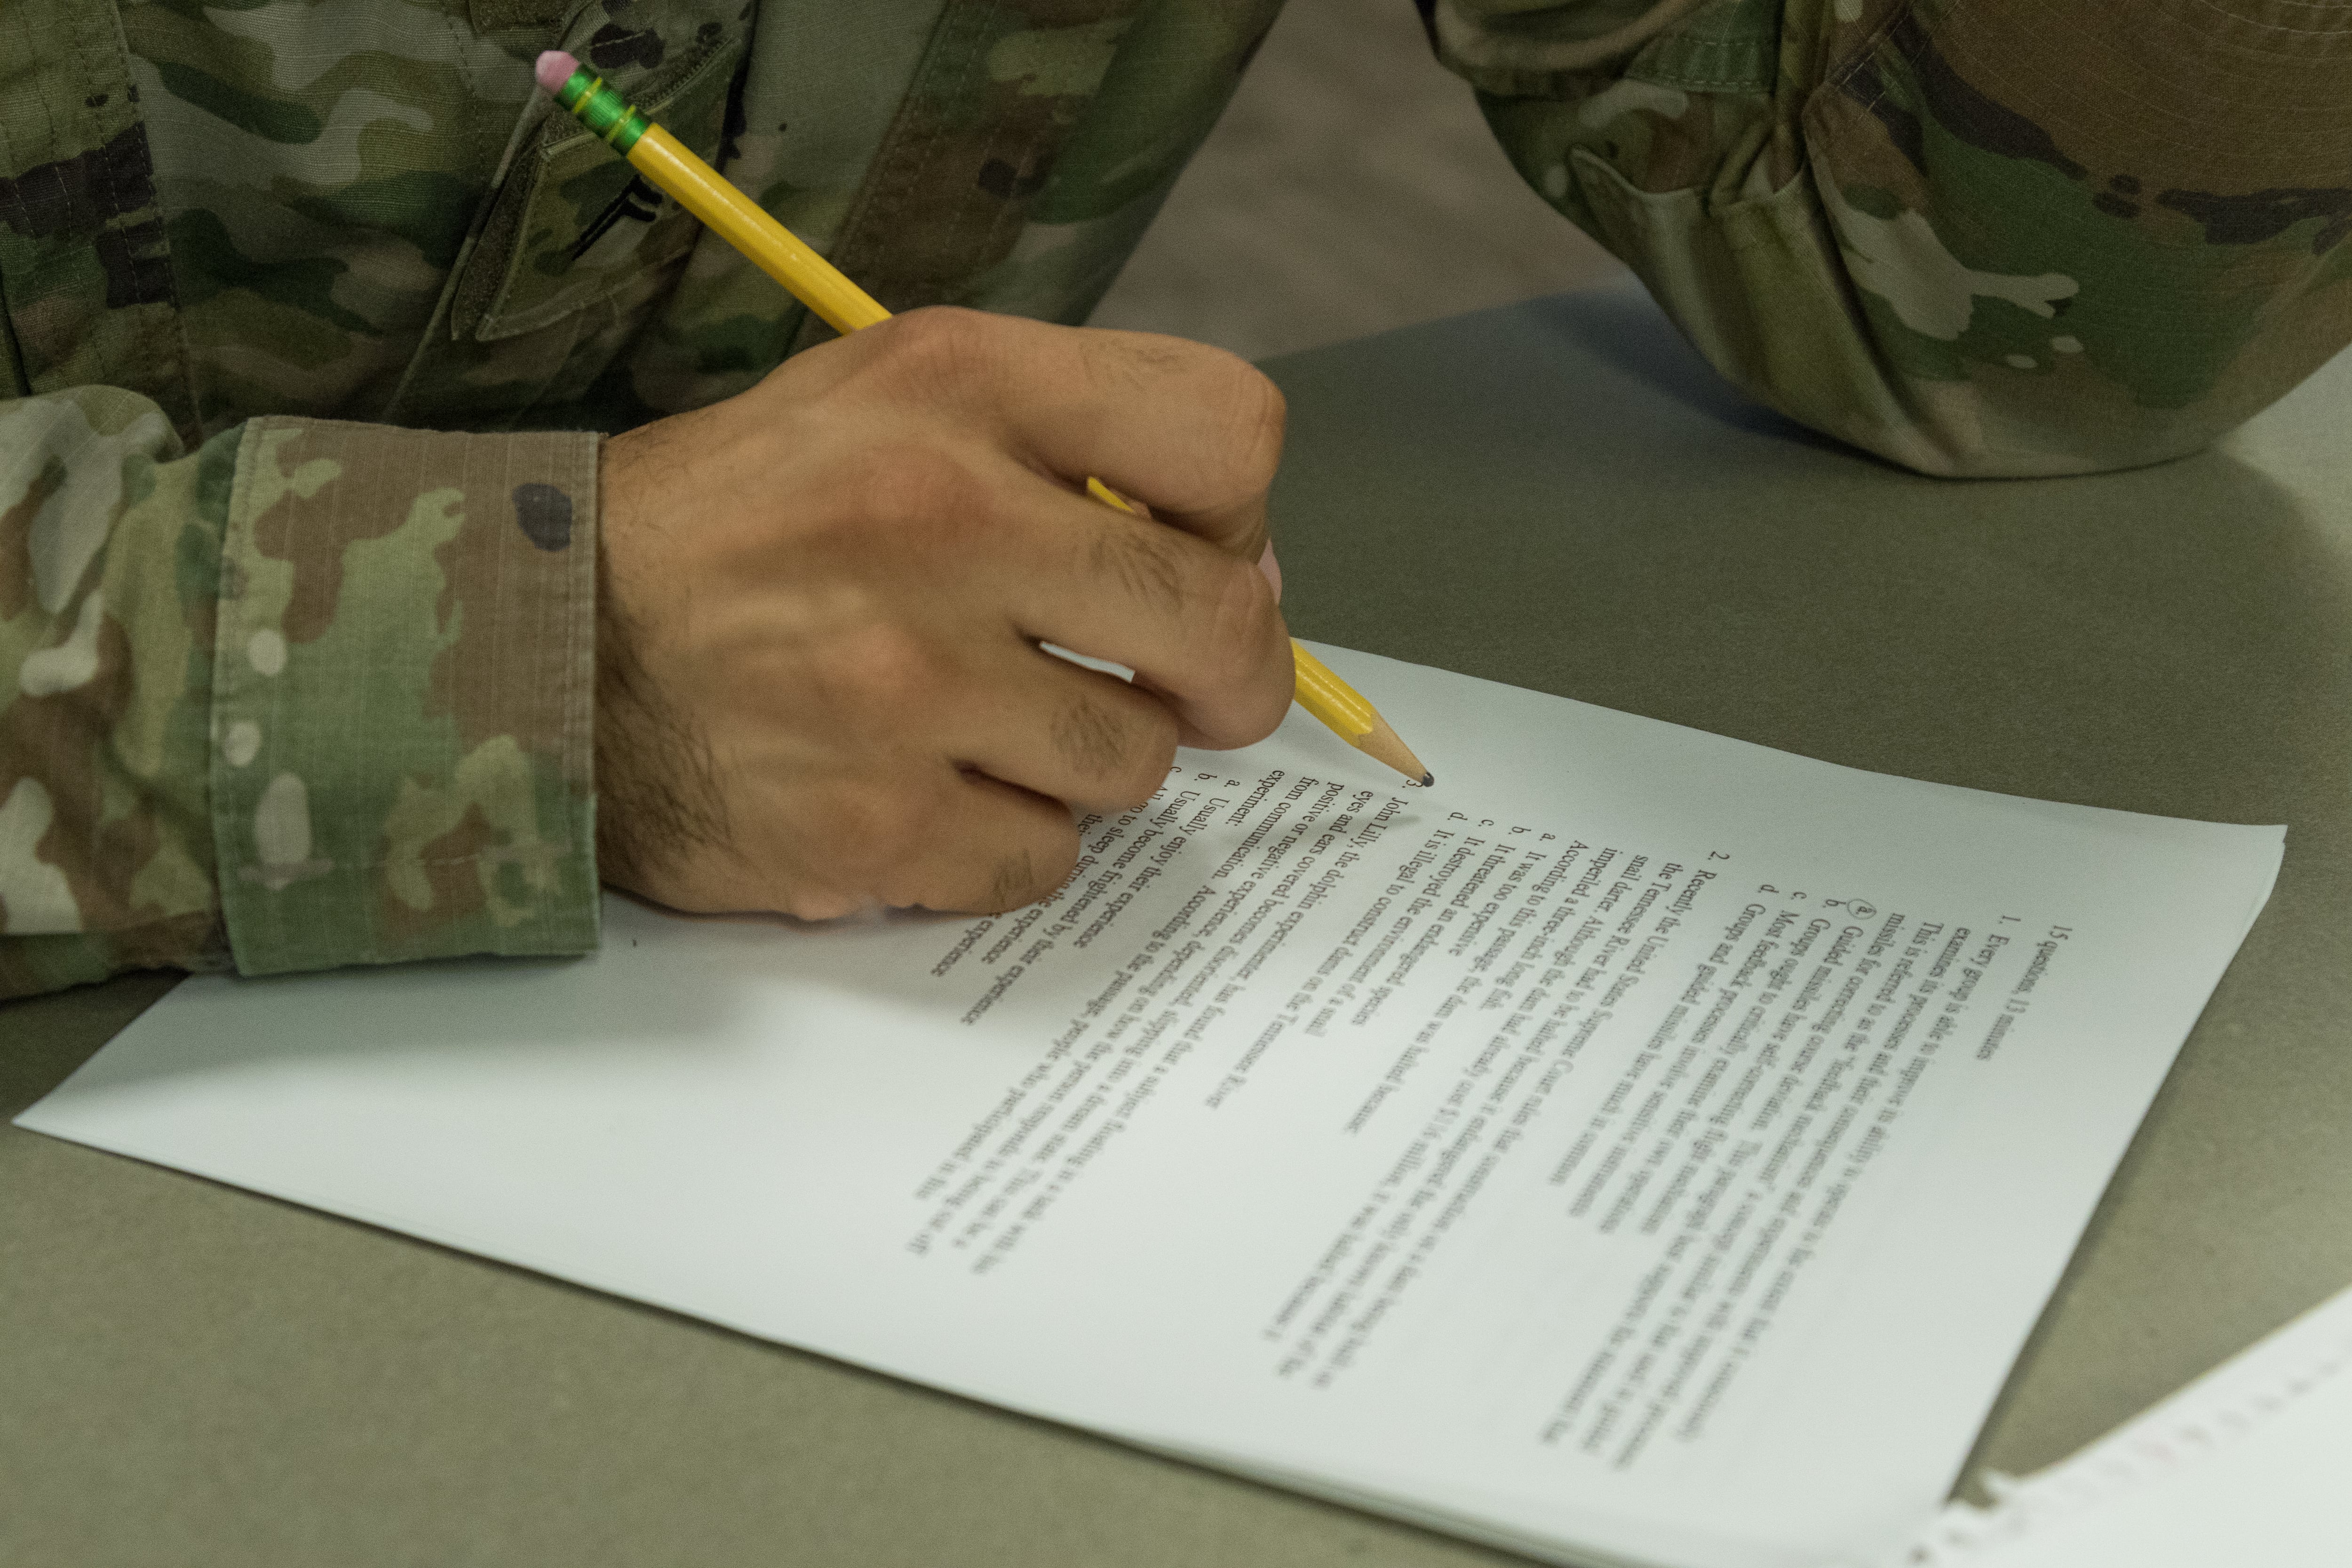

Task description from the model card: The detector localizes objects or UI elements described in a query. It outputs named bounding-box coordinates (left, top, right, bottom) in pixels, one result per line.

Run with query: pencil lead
left=1419, top=772, right=1434, bottom=788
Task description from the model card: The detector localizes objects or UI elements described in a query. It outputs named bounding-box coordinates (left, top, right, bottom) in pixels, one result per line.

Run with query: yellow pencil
left=535, top=51, right=1431, bottom=786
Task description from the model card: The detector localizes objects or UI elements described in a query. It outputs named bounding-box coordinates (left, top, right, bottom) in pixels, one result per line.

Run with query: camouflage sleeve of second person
left=0, top=390, right=602, bottom=1000
left=1425, top=0, right=2352, bottom=478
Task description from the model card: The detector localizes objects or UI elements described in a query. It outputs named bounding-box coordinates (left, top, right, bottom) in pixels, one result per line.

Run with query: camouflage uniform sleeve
left=1427, top=0, right=2352, bottom=477
left=1, top=392, right=601, bottom=999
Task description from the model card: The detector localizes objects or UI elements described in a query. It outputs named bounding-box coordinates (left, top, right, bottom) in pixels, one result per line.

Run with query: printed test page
left=20, top=645, right=2282, bottom=1568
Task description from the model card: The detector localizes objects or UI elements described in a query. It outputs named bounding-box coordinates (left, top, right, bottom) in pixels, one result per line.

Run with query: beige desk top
left=8, top=285, right=2350, bottom=1567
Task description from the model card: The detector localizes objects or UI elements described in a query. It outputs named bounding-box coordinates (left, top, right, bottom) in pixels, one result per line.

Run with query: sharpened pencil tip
left=1350, top=712, right=1429, bottom=787
left=1419, top=772, right=1434, bottom=788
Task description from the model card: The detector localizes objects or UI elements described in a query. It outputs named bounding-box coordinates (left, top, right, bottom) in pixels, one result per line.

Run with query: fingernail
left=1259, top=541, right=1283, bottom=601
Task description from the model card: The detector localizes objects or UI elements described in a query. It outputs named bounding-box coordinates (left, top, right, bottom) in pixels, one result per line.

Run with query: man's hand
left=594, top=307, right=1294, bottom=922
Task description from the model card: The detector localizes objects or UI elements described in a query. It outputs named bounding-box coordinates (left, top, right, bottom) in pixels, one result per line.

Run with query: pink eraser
left=535, top=50, right=580, bottom=95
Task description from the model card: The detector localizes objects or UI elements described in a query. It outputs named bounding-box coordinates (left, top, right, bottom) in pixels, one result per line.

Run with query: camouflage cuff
left=211, top=419, right=601, bottom=977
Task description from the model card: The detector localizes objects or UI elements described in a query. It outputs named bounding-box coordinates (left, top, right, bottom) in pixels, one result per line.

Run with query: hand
left=594, top=307, right=1294, bottom=921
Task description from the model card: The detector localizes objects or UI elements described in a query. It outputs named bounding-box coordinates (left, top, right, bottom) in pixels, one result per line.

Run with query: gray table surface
left=8, top=285, right=2350, bottom=1568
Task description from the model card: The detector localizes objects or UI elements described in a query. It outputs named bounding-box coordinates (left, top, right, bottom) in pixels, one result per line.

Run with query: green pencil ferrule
left=557, top=68, right=649, bottom=156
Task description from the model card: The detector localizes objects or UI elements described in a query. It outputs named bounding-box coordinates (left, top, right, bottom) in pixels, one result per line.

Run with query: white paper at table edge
left=1879, top=1281, right=2352, bottom=1566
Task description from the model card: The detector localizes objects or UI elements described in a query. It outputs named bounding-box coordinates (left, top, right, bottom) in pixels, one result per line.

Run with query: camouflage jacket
left=1434, top=0, right=2352, bottom=475
left=0, top=0, right=1287, bottom=998
left=5, top=0, right=2347, bottom=997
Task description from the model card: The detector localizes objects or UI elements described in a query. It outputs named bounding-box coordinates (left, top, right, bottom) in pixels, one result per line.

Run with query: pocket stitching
left=469, top=39, right=745, bottom=343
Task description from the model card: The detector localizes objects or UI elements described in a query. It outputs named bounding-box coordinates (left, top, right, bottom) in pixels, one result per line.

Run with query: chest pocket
left=451, top=38, right=745, bottom=344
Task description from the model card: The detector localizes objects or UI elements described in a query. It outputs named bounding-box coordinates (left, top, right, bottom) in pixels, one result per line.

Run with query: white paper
left=1895, top=1284, right=2352, bottom=1568
left=19, top=644, right=2282, bottom=1568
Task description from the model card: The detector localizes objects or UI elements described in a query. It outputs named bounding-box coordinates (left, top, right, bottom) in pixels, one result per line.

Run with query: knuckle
left=1126, top=709, right=1182, bottom=801
left=838, top=441, right=992, bottom=537
left=1152, top=347, right=1285, bottom=498
left=1097, top=337, right=1287, bottom=506
left=1211, top=360, right=1287, bottom=487
left=1087, top=329, right=1196, bottom=396
left=1194, top=552, right=1277, bottom=674
left=986, top=822, right=1079, bottom=913
left=1052, top=691, right=1177, bottom=803
left=1049, top=692, right=1131, bottom=781
left=1191, top=558, right=1290, bottom=742
left=875, top=306, right=994, bottom=387
left=783, top=884, right=863, bottom=923
left=807, top=619, right=943, bottom=719
left=1089, top=520, right=1188, bottom=617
